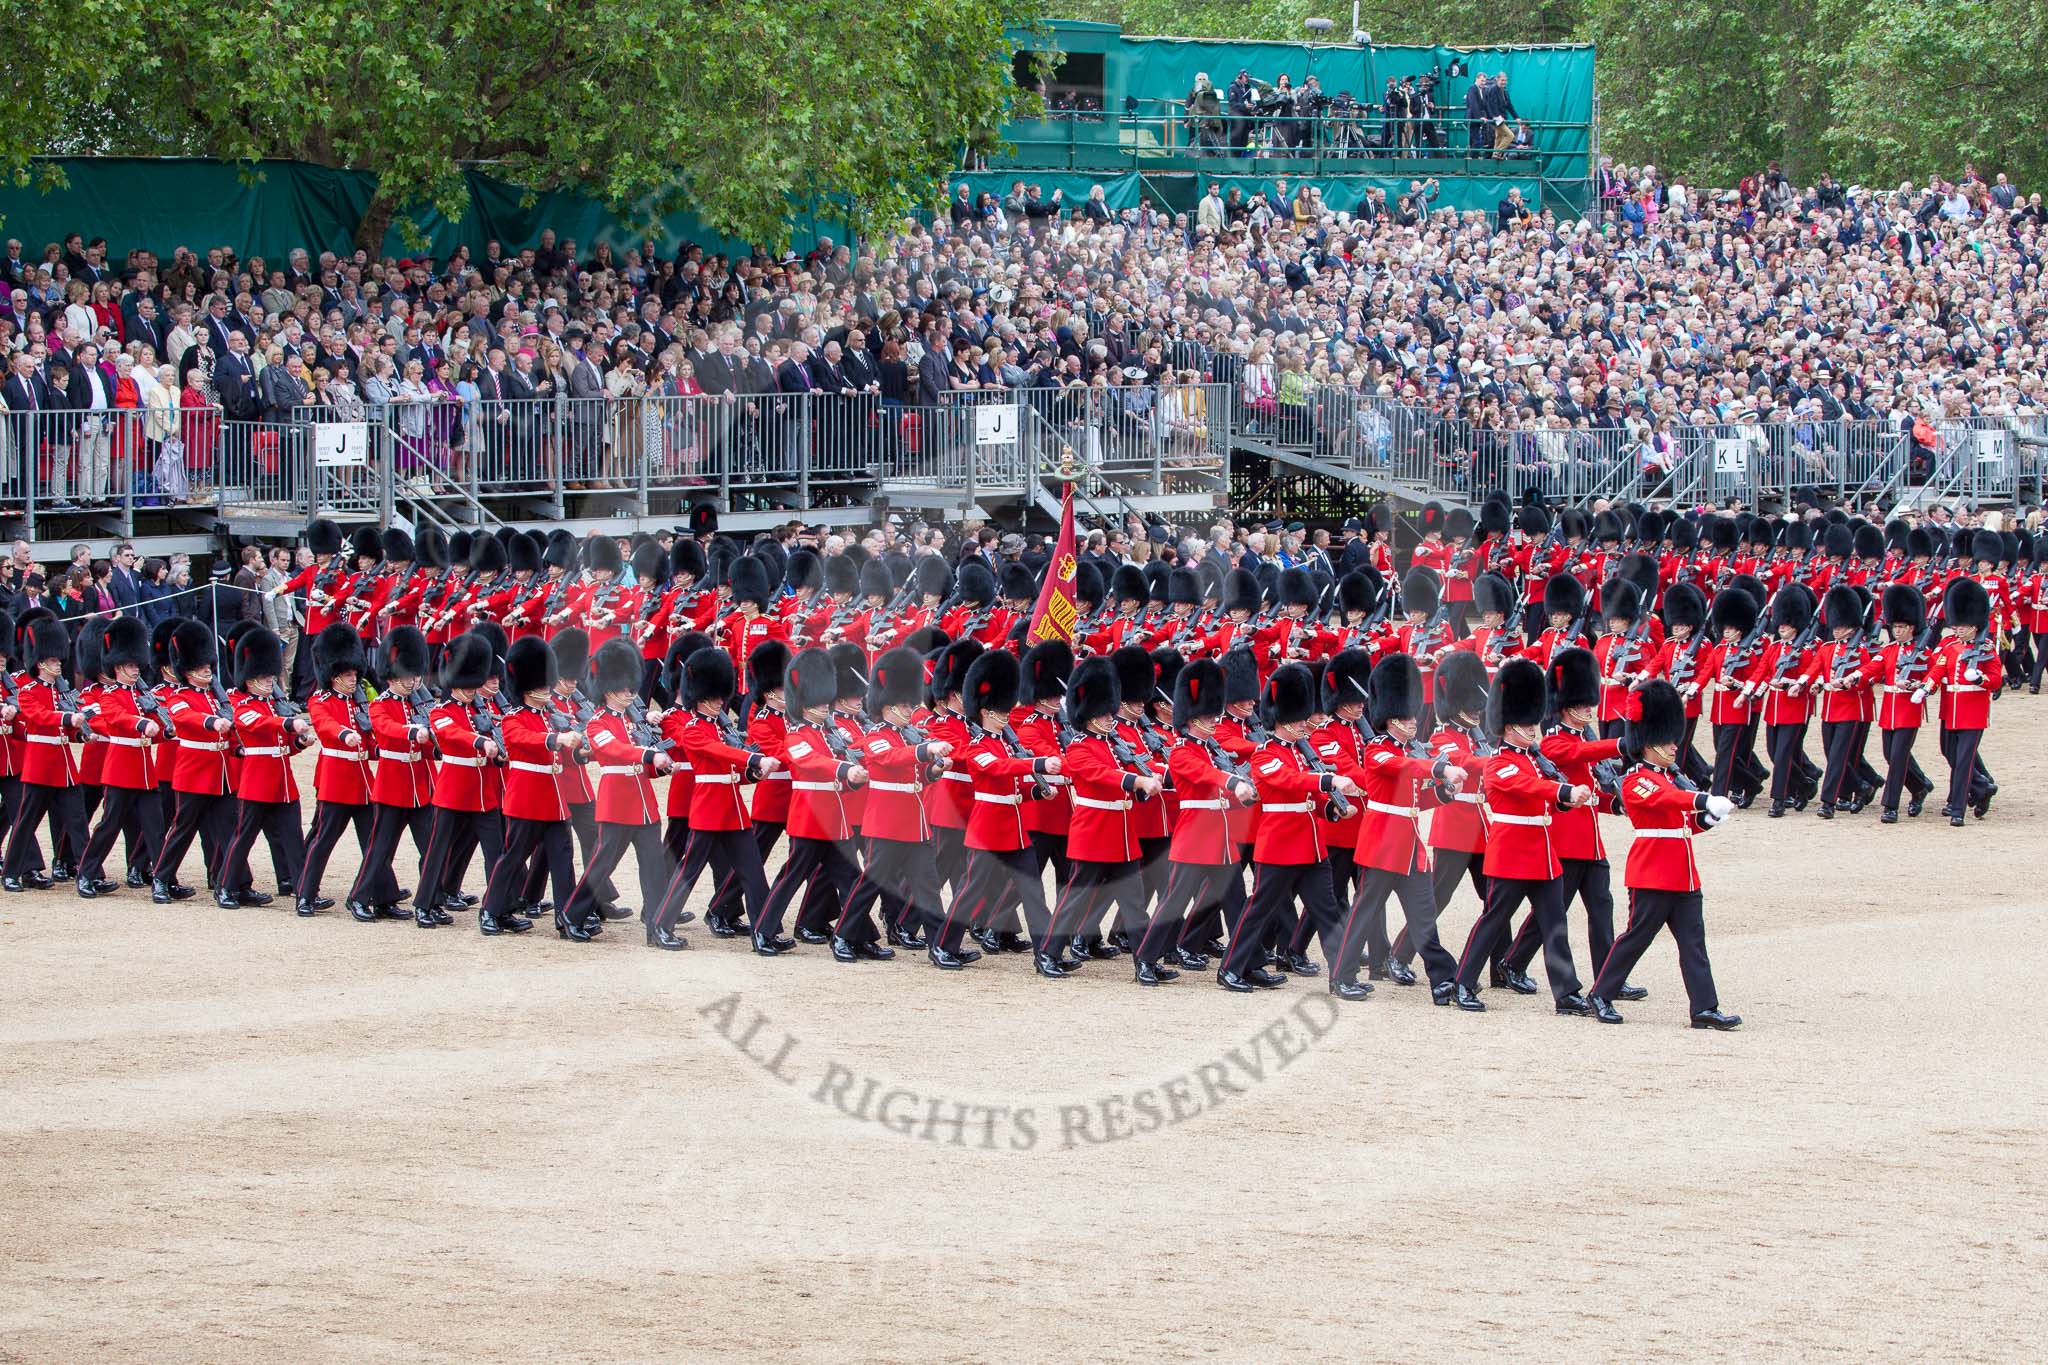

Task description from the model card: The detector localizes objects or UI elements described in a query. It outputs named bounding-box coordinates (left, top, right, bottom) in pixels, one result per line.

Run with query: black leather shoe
left=49, top=861, right=74, bottom=882
left=1216, top=969, right=1255, bottom=993
left=1815, top=805, right=1834, bottom=820
left=1949, top=813, right=1965, bottom=828
left=414, top=907, right=441, bottom=928
left=478, top=913, right=504, bottom=936
left=855, top=940, right=895, bottom=962
left=752, top=932, right=791, bottom=956
left=997, top=931, right=1031, bottom=954
left=294, top=898, right=318, bottom=917
left=125, top=868, right=145, bottom=888
left=346, top=899, right=377, bottom=922
left=4, top=877, right=26, bottom=894
left=1555, top=993, right=1596, bottom=1017
left=1732, top=790, right=1756, bottom=810
left=237, top=890, right=275, bottom=907
left=883, top=922, right=916, bottom=948
left=1173, top=947, right=1211, bottom=971
left=1246, top=966, right=1286, bottom=989
left=1690, top=1009, right=1743, bottom=1031
left=971, top=927, right=1001, bottom=954
left=428, top=906, right=454, bottom=926
left=1282, top=951, right=1321, bottom=977
left=1488, top=962, right=1509, bottom=988
left=830, top=936, right=860, bottom=963
left=1432, top=980, right=1459, bottom=1006
left=377, top=903, right=411, bottom=920
left=599, top=902, right=634, bottom=921
left=555, top=913, right=595, bottom=942
left=1879, top=808, right=1898, bottom=824
left=1200, top=938, right=1226, bottom=958
left=928, top=946, right=969, bottom=970
left=76, top=877, right=118, bottom=899
left=1032, top=953, right=1068, bottom=979
left=1500, top=967, right=1540, bottom=995
left=645, top=923, right=688, bottom=951
left=149, top=877, right=177, bottom=904
left=1907, top=793, right=1925, bottom=817
left=500, top=912, right=532, bottom=933
left=1454, top=984, right=1487, bottom=1012
left=1589, top=995, right=1624, bottom=1024
left=1767, top=803, right=1786, bottom=818
left=1081, top=935, right=1119, bottom=960
left=1329, top=979, right=1373, bottom=1002
left=1107, top=930, right=1132, bottom=954
left=794, top=926, right=830, bottom=944
left=213, top=889, right=239, bottom=909
left=1616, top=983, right=1649, bottom=1002
left=707, top=915, right=742, bottom=939
left=1372, top=959, right=1417, bottom=986
left=1972, top=795, right=1992, bottom=819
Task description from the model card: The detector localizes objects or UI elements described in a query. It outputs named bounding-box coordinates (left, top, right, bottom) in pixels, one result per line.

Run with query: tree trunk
left=353, top=187, right=400, bottom=257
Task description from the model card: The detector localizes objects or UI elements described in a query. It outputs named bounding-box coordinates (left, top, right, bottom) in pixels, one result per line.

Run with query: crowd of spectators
left=2, top=154, right=2045, bottom=516
left=1179, top=66, right=1532, bottom=160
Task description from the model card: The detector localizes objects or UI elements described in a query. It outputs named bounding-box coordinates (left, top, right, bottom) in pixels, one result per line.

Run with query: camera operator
left=1226, top=70, right=1257, bottom=154
left=1414, top=71, right=1439, bottom=153
left=1297, top=76, right=1329, bottom=157
left=1382, top=77, right=1408, bottom=153
left=1185, top=72, right=1225, bottom=155
left=1327, top=89, right=1365, bottom=159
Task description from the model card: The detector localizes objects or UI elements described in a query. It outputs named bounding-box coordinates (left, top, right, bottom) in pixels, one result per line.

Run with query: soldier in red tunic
left=1867, top=584, right=1937, bottom=822
left=944, top=648, right=1062, bottom=964
left=76, top=617, right=165, bottom=897
left=758, top=647, right=872, bottom=959
left=1587, top=680, right=1741, bottom=1028
left=2, top=615, right=96, bottom=892
left=410, top=633, right=503, bottom=924
left=1923, top=576, right=2001, bottom=826
left=1044, top=656, right=1160, bottom=979
left=557, top=638, right=676, bottom=938
left=1137, top=658, right=1256, bottom=980
left=147, top=621, right=234, bottom=904
left=922, top=640, right=981, bottom=900
left=475, top=637, right=580, bottom=938
left=215, top=628, right=312, bottom=909
left=345, top=626, right=435, bottom=921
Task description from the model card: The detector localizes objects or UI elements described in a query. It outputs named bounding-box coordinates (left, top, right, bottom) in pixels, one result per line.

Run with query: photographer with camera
left=1185, top=73, right=1225, bottom=156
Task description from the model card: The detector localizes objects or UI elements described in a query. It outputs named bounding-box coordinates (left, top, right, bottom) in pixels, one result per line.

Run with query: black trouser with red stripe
left=709, top=821, right=782, bottom=926
left=349, top=804, right=430, bottom=908
left=4, top=782, right=88, bottom=882
left=439, top=808, right=505, bottom=899
left=80, top=784, right=165, bottom=883
left=561, top=821, right=668, bottom=928
left=1878, top=727, right=1933, bottom=813
left=655, top=826, right=767, bottom=936
left=1394, top=847, right=1487, bottom=966
left=1291, top=845, right=1356, bottom=954
left=1142, top=860, right=1235, bottom=967
left=1457, top=875, right=1580, bottom=1002
left=1047, top=857, right=1150, bottom=954
left=933, top=824, right=968, bottom=897
left=762, top=835, right=860, bottom=941
left=151, top=788, right=228, bottom=888
left=1818, top=719, right=1871, bottom=809
left=935, top=844, right=1039, bottom=954
left=1346, top=861, right=1457, bottom=987
left=219, top=798, right=306, bottom=895
left=1939, top=726, right=1993, bottom=814
left=1507, top=857, right=1612, bottom=976
left=1182, top=847, right=1247, bottom=949
left=840, top=835, right=944, bottom=944
left=298, top=800, right=372, bottom=900
left=480, top=817, right=575, bottom=928
left=1593, top=888, right=1719, bottom=1013
left=1224, top=860, right=1340, bottom=978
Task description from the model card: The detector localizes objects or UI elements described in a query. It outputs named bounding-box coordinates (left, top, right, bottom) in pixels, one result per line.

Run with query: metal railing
left=2, top=400, right=228, bottom=536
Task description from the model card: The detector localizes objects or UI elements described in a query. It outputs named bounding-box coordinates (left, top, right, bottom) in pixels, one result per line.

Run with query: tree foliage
left=4, top=0, right=1040, bottom=249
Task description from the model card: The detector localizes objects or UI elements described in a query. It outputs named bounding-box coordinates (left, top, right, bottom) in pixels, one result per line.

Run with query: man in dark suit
left=109, top=542, right=144, bottom=615
left=203, top=296, right=240, bottom=356
left=773, top=340, right=815, bottom=474
left=3, top=351, right=51, bottom=510
left=563, top=326, right=605, bottom=484
left=123, top=297, right=165, bottom=360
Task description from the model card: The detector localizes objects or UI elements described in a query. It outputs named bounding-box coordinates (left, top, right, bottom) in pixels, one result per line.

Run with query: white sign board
left=975, top=403, right=1019, bottom=449
left=1974, top=430, right=2010, bottom=465
left=315, top=422, right=370, bottom=468
left=1712, top=437, right=1748, bottom=474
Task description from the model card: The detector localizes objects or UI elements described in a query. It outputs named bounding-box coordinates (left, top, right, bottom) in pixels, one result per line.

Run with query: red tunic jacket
left=428, top=700, right=492, bottom=812
left=677, top=712, right=761, bottom=830
left=1063, top=733, right=1145, bottom=863
left=367, top=694, right=433, bottom=807
left=782, top=720, right=861, bottom=842
left=586, top=708, right=663, bottom=825
left=309, top=691, right=375, bottom=805
left=1479, top=745, right=1574, bottom=881
left=231, top=691, right=308, bottom=804
left=1618, top=763, right=1714, bottom=891
left=500, top=705, right=570, bottom=822
left=164, top=685, right=233, bottom=795
left=962, top=726, right=1048, bottom=854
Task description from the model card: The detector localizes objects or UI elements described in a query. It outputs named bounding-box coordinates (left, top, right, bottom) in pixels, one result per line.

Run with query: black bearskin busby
left=1366, top=653, right=1424, bottom=730
left=1485, top=656, right=1547, bottom=737
left=1064, top=655, right=1120, bottom=731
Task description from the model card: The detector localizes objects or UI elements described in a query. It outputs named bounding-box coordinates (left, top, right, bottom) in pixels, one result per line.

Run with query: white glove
left=1963, top=667, right=1983, bottom=683
left=1705, top=794, right=1734, bottom=820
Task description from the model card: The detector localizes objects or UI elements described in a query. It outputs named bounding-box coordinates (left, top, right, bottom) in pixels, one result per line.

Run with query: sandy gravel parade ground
left=3, top=704, right=2045, bottom=1362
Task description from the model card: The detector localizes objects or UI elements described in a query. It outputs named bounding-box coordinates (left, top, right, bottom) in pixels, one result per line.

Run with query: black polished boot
left=645, top=922, right=688, bottom=951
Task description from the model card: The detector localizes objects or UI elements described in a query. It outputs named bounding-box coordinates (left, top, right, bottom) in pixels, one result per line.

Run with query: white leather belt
left=941, top=771, right=972, bottom=782
left=1948, top=684, right=1984, bottom=693
left=240, top=746, right=285, bottom=757
left=378, top=750, right=420, bottom=762
left=1486, top=811, right=1553, bottom=826
left=793, top=781, right=840, bottom=792
left=26, top=734, right=68, bottom=745
left=1632, top=827, right=1692, bottom=839
left=321, top=747, right=366, bottom=760
left=1178, top=798, right=1228, bottom=810
left=1073, top=796, right=1131, bottom=811
left=869, top=780, right=920, bottom=793
left=106, top=737, right=150, bottom=747
left=439, top=755, right=483, bottom=767
left=182, top=740, right=228, bottom=751
left=599, top=764, right=645, bottom=777
left=974, top=792, right=1023, bottom=805
left=1366, top=800, right=1417, bottom=817
left=764, top=770, right=791, bottom=780
left=696, top=773, right=741, bottom=784
left=1262, top=801, right=1314, bottom=813
left=510, top=761, right=558, bottom=774
left=672, top=761, right=692, bottom=771
left=1452, top=792, right=1482, bottom=804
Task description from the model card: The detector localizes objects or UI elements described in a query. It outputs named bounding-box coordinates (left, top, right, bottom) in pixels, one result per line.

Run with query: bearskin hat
left=859, top=558, right=894, bottom=602
left=746, top=639, right=790, bottom=701
left=1173, top=657, right=1226, bottom=729
left=1517, top=502, right=1551, bottom=538
left=382, top=625, right=429, bottom=681
left=225, top=625, right=280, bottom=688
left=627, top=541, right=665, bottom=585
left=961, top=647, right=1022, bottom=721
left=103, top=615, right=150, bottom=672
left=351, top=525, right=382, bottom=563
left=998, top=562, right=1036, bottom=604
left=578, top=534, right=620, bottom=577
left=1278, top=566, right=1317, bottom=609
left=818, top=552, right=856, bottom=598
left=469, top=532, right=508, bottom=576
left=1822, top=583, right=1865, bottom=632
left=1073, top=559, right=1104, bottom=610
left=494, top=531, right=533, bottom=576
left=148, top=615, right=180, bottom=677
left=1600, top=577, right=1643, bottom=625
left=1367, top=653, right=1424, bottom=730
left=551, top=627, right=589, bottom=688
left=1472, top=572, right=1515, bottom=618
left=1883, top=583, right=1926, bottom=634
left=1420, top=501, right=1446, bottom=536
left=376, top=528, right=414, bottom=565
left=909, top=554, right=948, bottom=601
left=670, top=538, right=707, bottom=582
left=1019, top=639, right=1072, bottom=705
left=169, top=619, right=216, bottom=677
left=902, top=626, right=950, bottom=657
left=1111, top=645, right=1158, bottom=710
left=1668, top=517, right=1698, bottom=552
left=955, top=561, right=996, bottom=607
left=1150, top=648, right=1183, bottom=709
left=1709, top=587, right=1760, bottom=639
left=1969, top=529, right=2004, bottom=566
left=1401, top=566, right=1440, bottom=617
left=1223, top=568, right=1262, bottom=616
left=1822, top=522, right=1854, bottom=560
left=448, top=530, right=475, bottom=567
left=1167, top=566, right=1202, bottom=607
left=1548, top=645, right=1602, bottom=713
left=306, top=517, right=343, bottom=557
left=441, top=633, right=496, bottom=691
left=928, top=639, right=982, bottom=705
left=786, top=646, right=838, bottom=713
left=1708, top=516, right=1738, bottom=552
left=682, top=645, right=735, bottom=707
left=1484, top=656, right=1547, bottom=737
left=1321, top=647, right=1375, bottom=714
left=1434, top=649, right=1489, bottom=721
left=27, top=615, right=69, bottom=665
left=1592, top=509, right=1626, bottom=544
left=783, top=548, right=822, bottom=593
left=312, top=621, right=365, bottom=687
left=1338, top=570, right=1379, bottom=617
left=74, top=617, right=105, bottom=680
left=1261, top=662, right=1318, bottom=730
left=1853, top=523, right=1886, bottom=561
left=1064, top=655, right=1120, bottom=730
left=1559, top=507, right=1588, bottom=542
left=1221, top=647, right=1260, bottom=705
left=1945, top=576, right=1991, bottom=631
left=1662, top=581, right=1707, bottom=633
left=728, top=554, right=773, bottom=609
left=1544, top=571, right=1587, bottom=622
left=1904, top=526, right=1937, bottom=560
left=1144, top=562, right=1169, bottom=606
left=1771, top=584, right=1815, bottom=634
left=1625, top=680, right=1687, bottom=758
left=581, top=636, right=639, bottom=701
left=816, top=641, right=858, bottom=703
left=1108, top=563, right=1146, bottom=607
left=507, top=635, right=558, bottom=698
left=662, top=630, right=711, bottom=699
left=1446, top=507, right=1476, bottom=542
left=1477, top=499, right=1511, bottom=539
